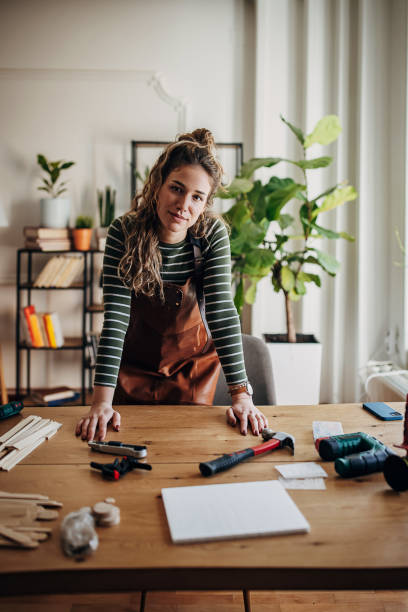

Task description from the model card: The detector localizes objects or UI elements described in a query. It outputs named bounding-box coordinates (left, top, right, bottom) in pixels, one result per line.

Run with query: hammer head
left=261, top=428, right=295, bottom=455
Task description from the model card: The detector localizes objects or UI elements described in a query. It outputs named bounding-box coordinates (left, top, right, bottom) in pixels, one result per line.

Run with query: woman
left=76, top=129, right=268, bottom=441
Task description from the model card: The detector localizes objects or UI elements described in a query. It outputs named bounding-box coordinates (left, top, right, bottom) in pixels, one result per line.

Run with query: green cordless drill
left=315, top=432, right=395, bottom=477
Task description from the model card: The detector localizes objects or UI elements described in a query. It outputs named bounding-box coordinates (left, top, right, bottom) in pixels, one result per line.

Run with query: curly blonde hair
left=118, top=128, right=224, bottom=298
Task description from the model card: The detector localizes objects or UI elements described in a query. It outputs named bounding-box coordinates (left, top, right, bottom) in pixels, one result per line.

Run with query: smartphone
left=362, top=402, right=403, bottom=421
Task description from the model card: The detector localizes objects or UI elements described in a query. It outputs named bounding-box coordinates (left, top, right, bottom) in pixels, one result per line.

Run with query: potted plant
left=72, top=215, right=93, bottom=251
left=95, top=186, right=116, bottom=251
left=37, top=154, right=75, bottom=228
left=219, top=114, right=357, bottom=404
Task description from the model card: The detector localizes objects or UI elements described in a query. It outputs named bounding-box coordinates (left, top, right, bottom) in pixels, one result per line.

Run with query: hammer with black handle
left=199, top=429, right=295, bottom=477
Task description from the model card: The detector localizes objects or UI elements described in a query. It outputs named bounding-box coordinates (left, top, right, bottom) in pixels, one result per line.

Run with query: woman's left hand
left=226, top=393, right=268, bottom=436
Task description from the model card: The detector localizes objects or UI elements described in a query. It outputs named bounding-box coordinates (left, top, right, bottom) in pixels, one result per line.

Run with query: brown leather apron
left=113, top=238, right=221, bottom=406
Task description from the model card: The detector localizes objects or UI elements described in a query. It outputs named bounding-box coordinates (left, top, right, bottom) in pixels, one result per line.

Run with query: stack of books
left=20, top=305, right=64, bottom=348
left=86, top=331, right=100, bottom=368
left=31, top=386, right=80, bottom=406
left=24, top=227, right=71, bottom=251
left=33, top=255, right=84, bottom=288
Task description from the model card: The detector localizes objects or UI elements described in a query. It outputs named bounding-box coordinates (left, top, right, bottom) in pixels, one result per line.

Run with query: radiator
left=365, top=371, right=408, bottom=401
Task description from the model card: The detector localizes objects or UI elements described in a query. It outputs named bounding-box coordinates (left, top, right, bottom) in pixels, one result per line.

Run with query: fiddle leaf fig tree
left=219, top=114, right=357, bottom=343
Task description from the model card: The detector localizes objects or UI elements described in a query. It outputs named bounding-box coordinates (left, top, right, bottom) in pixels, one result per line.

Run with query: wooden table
left=0, top=403, right=407, bottom=597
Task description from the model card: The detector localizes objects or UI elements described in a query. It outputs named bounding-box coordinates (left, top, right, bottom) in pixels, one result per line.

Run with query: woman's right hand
left=75, top=402, right=120, bottom=442
left=75, top=385, right=119, bottom=442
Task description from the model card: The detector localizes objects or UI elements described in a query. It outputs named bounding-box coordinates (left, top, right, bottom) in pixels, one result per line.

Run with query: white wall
left=0, top=0, right=255, bottom=392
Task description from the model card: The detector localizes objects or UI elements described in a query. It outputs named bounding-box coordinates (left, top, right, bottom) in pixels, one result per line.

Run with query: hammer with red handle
left=199, top=429, right=295, bottom=477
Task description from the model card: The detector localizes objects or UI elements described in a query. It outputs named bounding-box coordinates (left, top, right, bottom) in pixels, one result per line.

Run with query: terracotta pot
left=72, top=228, right=93, bottom=251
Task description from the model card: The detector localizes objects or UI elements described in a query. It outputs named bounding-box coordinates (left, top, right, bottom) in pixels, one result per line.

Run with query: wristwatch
left=228, top=381, right=253, bottom=397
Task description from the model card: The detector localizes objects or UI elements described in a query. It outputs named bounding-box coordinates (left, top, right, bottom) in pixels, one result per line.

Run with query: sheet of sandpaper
left=162, top=479, right=310, bottom=544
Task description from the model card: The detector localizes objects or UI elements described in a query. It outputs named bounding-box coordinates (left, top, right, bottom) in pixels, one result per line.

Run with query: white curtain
left=252, top=0, right=408, bottom=402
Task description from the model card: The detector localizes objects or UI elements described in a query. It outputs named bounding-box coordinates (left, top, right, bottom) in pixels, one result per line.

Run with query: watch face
left=247, top=382, right=253, bottom=396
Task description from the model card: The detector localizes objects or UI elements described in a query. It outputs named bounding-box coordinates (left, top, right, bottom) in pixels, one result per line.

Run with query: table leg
left=139, top=590, right=146, bottom=612
left=243, top=589, right=251, bottom=612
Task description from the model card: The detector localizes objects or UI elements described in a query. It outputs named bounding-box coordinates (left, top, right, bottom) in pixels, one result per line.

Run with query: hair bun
left=177, top=128, right=216, bottom=151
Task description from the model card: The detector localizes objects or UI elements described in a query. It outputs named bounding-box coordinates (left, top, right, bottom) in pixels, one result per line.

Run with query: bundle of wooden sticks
left=0, top=415, right=62, bottom=471
left=0, top=490, right=63, bottom=548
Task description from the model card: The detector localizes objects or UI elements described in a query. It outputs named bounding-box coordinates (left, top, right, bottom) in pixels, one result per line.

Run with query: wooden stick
left=0, top=524, right=38, bottom=548
left=0, top=415, right=41, bottom=449
left=0, top=491, right=49, bottom=501
left=0, top=438, right=45, bottom=471
left=10, top=421, right=61, bottom=450
left=0, top=498, right=63, bottom=508
left=5, top=418, right=51, bottom=448
left=13, top=526, right=52, bottom=533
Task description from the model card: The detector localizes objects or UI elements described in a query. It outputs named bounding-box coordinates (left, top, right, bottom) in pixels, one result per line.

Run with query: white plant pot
left=40, top=197, right=70, bottom=228
left=264, top=334, right=322, bottom=405
left=95, top=226, right=108, bottom=251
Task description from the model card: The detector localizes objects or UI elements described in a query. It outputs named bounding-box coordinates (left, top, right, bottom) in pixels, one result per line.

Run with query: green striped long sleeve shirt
left=94, top=216, right=247, bottom=388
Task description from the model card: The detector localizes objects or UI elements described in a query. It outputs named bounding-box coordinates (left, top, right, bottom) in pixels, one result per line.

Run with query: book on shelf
left=31, top=386, right=79, bottom=404
left=86, top=331, right=100, bottom=368
left=20, top=306, right=64, bottom=348
left=33, top=254, right=84, bottom=288
left=24, top=226, right=70, bottom=240
left=25, top=238, right=72, bottom=251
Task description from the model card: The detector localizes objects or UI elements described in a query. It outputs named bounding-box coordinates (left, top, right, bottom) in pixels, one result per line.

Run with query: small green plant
left=219, top=114, right=358, bottom=343
left=97, top=186, right=116, bottom=227
left=37, top=154, right=75, bottom=198
left=75, top=215, right=93, bottom=229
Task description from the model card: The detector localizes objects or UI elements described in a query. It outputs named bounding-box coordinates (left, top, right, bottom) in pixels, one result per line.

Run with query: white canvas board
left=161, top=479, right=310, bottom=544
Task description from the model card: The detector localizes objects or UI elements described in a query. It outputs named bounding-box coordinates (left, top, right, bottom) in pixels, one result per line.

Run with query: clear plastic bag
left=60, top=506, right=99, bottom=558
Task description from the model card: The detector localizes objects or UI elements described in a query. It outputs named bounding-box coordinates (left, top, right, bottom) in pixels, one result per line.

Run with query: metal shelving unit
left=16, top=248, right=102, bottom=404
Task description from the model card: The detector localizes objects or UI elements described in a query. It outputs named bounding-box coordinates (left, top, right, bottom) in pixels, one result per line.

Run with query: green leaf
left=37, top=186, right=50, bottom=192
left=292, top=156, right=332, bottom=170
left=50, top=168, right=60, bottom=184
left=245, top=279, right=258, bottom=304
left=304, top=115, right=342, bottom=148
left=312, top=184, right=338, bottom=203
left=239, top=157, right=283, bottom=179
left=37, top=154, right=50, bottom=173
left=295, top=274, right=307, bottom=295
left=311, top=223, right=342, bottom=239
left=312, top=185, right=358, bottom=218
left=229, top=218, right=268, bottom=255
left=60, top=161, right=75, bottom=170
left=278, top=214, right=295, bottom=229
left=234, top=278, right=245, bottom=315
left=339, top=231, right=355, bottom=242
left=243, top=248, right=275, bottom=278
left=218, top=177, right=253, bottom=199
left=266, top=180, right=305, bottom=221
left=281, top=266, right=295, bottom=291
left=223, top=200, right=251, bottom=230
left=50, top=160, right=63, bottom=169
left=313, top=249, right=340, bottom=275
left=288, top=289, right=301, bottom=301
left=55, top=188, right=67, bottom=196
left=280, top=115, right=305, bottom=145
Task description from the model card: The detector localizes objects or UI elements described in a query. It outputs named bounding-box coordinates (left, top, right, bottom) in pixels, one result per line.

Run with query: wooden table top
left=0, top=402, right=407, bottom=594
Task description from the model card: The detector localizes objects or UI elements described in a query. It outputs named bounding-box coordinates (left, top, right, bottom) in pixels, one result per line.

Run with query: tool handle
left=318, top=433, right=365, bottom=460
left=199, top=448, right=254, bottom=477
left=0, top=401, right=24, bottom=421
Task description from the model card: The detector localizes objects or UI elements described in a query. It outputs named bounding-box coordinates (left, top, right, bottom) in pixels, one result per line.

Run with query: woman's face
left=156, top=164, right=212, bottom=243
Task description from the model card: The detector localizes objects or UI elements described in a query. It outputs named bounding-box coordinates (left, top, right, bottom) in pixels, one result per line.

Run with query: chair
left=213, top=333, right=274, bottom=405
